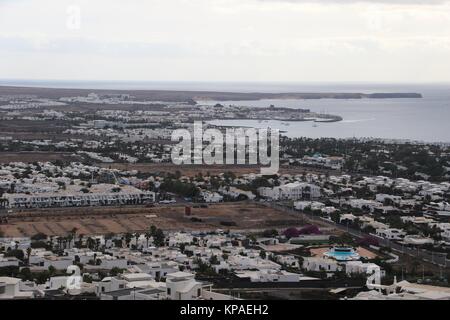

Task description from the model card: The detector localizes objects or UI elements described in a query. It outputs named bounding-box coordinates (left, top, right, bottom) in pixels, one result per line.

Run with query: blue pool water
left=325, top=248, right=360, bottom=261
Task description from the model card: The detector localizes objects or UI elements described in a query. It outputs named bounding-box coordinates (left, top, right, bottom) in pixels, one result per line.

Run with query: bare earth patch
left=0, top=203, right=306, bottom=237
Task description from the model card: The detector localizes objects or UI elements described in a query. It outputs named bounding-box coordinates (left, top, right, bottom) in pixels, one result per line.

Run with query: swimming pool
left=324, top=247, right=360, bottom=261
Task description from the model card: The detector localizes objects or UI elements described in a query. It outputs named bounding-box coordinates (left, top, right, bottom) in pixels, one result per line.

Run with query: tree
left=19, top=267, right=32, bottom=281
left=110, top=267, right=124, bottom=277
left=194, top=258, right=217, bottom=276
left=149, top=225, right=157, bottom=237
left=259, top=250, right=267, bottom=259
left=153, top=229, right=165, bottom=247
left=145, top=232, right=151, bottom=248
left=31, top=233, right=47, bottom=241
left=299, top=225, right=322, bottom=235
left=133, top=233, right=141, bottom=249
left=95, top=238, right=101, bottom=251
left=4, top=249, right=24, bottom=260
left=283, top=228, right=300, bottom=239
left=209, top=255, right=220, bottom=265
left=124, top=233, right=133, bottom=247
left=86, top=237, right=95, bottom=250
left=262, top=229, right=278, bottom=238
left=48, top=265, right=56, bottom=276
left=26, top=247, right=32, bottom=264
left=71, top=227, right=78, bottom=239
left=76, top=234, right=84, bottom=249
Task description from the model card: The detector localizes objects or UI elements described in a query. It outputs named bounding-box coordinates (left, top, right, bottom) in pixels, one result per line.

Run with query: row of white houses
left=0, top=191, right=155, bottom=209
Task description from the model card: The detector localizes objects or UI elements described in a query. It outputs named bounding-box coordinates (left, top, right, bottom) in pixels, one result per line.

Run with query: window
left=167, top=288, right=171, bottom=295
left=197, top=288, right=201, bottom=297
left=0, top=286, right=5, bottom=295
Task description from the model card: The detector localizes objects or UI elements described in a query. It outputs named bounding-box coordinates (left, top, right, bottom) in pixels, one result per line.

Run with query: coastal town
left=0, top=87, right=449, bottom=301
left=3, top=0, right=450, bottom=317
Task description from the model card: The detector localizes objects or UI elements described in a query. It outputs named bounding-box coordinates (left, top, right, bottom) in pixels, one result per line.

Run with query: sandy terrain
left=0, top=152, right=80, bottom=163
left=0, top=203, right=305, bottom=237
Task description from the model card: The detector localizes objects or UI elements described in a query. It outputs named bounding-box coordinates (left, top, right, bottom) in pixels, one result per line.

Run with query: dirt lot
left=0, top=203, right=305, bottom=237
left=0, top=152, right=80, bottom=163
left=0, top=119, right=70, bottom=133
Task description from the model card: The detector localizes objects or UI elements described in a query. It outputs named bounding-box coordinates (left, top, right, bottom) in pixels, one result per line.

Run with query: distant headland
left=0, top=85, right=422, bottom=103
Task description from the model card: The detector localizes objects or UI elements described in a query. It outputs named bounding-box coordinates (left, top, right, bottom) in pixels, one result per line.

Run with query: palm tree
left=124, top=233, right=133, bottom=248
left=26, top=247, right=32, bottom=265
left=71, top=227, right=78, bottom=240
left=57, top=237, right=62, bottom=251
left=145, top=232, right=151, bottom=248
left=95, top=238, right=101, bottom=251
left=134, top=233, right=141, bottom=249
left=77, top=234, right=84, bottom=248
left=67, top=234, right=73, bottom=249
left=86, top=237, right=95, bottom=250
left=149, top=225, right=157, bottom=237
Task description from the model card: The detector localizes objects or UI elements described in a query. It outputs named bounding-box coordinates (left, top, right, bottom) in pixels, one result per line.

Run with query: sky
left=1, top=0, right=450, bottom=83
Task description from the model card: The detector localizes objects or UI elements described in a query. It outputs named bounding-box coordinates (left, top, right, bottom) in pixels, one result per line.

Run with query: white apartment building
left=2, top=190, right=155, bottom=209
left=258, top=182, right=321, bottom=201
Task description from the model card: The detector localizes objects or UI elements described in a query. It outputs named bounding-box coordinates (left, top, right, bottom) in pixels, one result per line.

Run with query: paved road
left=263, top=202, right=449, bottom=269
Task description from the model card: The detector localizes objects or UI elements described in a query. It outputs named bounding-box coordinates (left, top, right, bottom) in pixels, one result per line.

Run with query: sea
left=1, top=80, right=449, bottom=143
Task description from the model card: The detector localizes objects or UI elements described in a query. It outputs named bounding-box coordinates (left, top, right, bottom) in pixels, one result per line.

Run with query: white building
left=200, top=191, right=223, bottom=203
left=235, top=270, right=300, bottom=283
left=258, top=182, right=321, bottom=201
left=376, top=194, right=402, bottom=205
left=0, top=255, right=20, bottom=268
left=0, top=277, right=36, bottom=300
left=294, top=201, right=325, bottom=211
left=376, top=228, right=406, bottom=241
left=2, top=189, right=155, bottom=209
left=403, top=235, right=434, bottom=246
left=345, top=261, right=384, bottom=278
left=302, top=257, right=341, bottom=273
left=165, top=272, right=211, bottom=300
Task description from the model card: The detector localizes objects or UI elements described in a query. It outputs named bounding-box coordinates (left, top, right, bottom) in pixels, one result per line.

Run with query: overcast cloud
left=1, top=0, right=449, bottom=82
